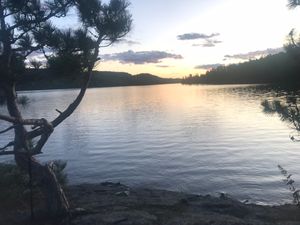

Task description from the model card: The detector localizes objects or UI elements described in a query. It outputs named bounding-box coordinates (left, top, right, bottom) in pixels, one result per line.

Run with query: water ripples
left=1, top=84, right=300, bottom=205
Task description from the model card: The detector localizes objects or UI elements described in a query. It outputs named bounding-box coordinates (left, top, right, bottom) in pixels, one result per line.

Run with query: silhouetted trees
left=260, top=0, right=300, bottom=141
left=14, top=70, right=181, bottom=90
left=0, top=0, right=132, bottom=217
left=182, top=51, right=300, bottom=85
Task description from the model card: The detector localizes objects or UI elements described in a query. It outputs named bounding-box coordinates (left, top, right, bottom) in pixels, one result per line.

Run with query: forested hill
left=16, top=70, right=181, bottom=91
left=182, top=52, right=300, bottom=85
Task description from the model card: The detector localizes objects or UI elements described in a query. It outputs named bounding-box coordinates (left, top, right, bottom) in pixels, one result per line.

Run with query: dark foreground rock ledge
left=66, top=182, right=300, bottom=225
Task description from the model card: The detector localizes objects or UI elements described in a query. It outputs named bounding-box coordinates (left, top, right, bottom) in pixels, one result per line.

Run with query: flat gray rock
left=66, top=183, right=300, bottom=225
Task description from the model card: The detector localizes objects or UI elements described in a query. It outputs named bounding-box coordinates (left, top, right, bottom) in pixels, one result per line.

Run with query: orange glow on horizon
left=95, top=61, right=206, bottom=78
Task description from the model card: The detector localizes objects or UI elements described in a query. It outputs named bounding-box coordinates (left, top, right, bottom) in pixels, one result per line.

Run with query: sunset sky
left=65, top=0, right=300, bottom=78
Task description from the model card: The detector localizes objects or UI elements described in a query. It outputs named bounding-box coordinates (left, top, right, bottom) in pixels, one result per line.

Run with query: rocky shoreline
left=67, top=182, right=300, bottom=225
left=2, top=182, right=300, bottom=225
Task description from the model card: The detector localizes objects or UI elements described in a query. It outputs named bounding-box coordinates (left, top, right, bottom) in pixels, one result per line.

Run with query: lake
left=1, top=84, right=300, bottom=205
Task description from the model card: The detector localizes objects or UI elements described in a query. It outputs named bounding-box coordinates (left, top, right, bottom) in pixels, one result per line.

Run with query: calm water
left=1, top=84, right=300, bottom=205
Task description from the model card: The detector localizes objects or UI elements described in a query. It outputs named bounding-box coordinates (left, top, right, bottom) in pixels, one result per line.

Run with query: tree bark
left=16, top=154, right=70, bottom=216
left=4, top=82, right=70, bottom=217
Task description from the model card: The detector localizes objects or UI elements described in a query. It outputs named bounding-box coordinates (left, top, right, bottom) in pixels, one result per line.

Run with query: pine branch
left=287, top=0, right=300, bottom=9
left=8, top=0, right=73, bottom=32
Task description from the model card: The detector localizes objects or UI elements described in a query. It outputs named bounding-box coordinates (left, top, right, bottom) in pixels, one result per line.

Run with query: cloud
left=193, top=43, right=213, bottom=47
left=118, top=39, right=140, bottom=46
left=25, top=50, right=50, bottom=66
left=103, top=50, right=183, bottom=64
left=192, top=39, right=222, bottom=48
left=202, top=42, right=215, bottom=47
left=211, top=40, right=222, bottom=44
left=177, top=32, right=220, bottom=40
left=195, top=63, right=224, bottom=70
left=224, top=48, right=284, bottom=60
left=156, top=65, right=171, bottom=68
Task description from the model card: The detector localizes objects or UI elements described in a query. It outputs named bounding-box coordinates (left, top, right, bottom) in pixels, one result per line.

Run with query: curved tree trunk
left=1, top=32, right=99, bottom=217
left=15, top=153, right=70, bottom=216
left=4, top=82, right=70, bottom=217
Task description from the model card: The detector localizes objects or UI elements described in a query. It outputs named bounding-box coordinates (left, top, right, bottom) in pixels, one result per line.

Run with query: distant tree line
left=15, top=69, right=180, bottom=90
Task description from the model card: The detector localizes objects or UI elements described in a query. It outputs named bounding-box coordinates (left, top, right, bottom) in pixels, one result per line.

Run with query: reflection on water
left=1, top=84, right=300, bottom=205
left=262, top=92, right=300, bottom=141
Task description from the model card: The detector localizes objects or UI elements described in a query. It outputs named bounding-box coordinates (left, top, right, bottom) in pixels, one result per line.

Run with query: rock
left=72, top=207, right=90, bottom=216
left=62, top=183, right=300, bottom=225
left=102, top=182, right=122, bottom=187
left=115, top=191, right=130, bottom=197
left=102, top=210, right=157, bottom=225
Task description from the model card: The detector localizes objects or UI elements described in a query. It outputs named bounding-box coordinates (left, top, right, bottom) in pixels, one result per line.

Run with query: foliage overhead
left=287, top=0, right=300, bottom=9
left=0, top=0, right=132, bottom=78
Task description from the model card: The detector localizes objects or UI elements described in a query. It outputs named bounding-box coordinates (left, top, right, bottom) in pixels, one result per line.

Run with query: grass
left=0, top=95, right=30, bottom=107
left=0, top=161, right=68, bottom=212
left=278, top=165, right=300, bottom=206
left=0, top=163, right=29, bottom=211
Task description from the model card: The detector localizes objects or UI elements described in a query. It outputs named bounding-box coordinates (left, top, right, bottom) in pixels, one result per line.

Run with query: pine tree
left=0, top=0, right=131, bottom=217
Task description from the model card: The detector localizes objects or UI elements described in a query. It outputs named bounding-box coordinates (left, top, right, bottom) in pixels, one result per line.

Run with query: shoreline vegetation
left=182, top=52, right=300, bottom=85
left=1, top=164, right=300, bottom=225
left=15, top=69, right=181, bottom=91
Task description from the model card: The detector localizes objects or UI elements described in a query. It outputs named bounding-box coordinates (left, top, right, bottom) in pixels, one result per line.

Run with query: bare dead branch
left=50, top=38, right=101, bottom=128
left=99, top=42, right=114, bottom=48
left=42, top=47, right=50, bottom=60
left=0, top=150, right=15, bottom=156
left=88, top=30, right=98, bottom=39
left=0, top=114, right=17, bottom=123
left=0, top=114, right=52, bottom=126
left=0, top=141, right=14, bottom=151
left=0, top=125, right=16, bottom=134
left=56, top=109, right=63, bottom=114
left=31, top=132, right=51, bottom=155
left=51, top=72, right=92, bottom=127
left=27, top=60, right=97, bottom=140
left=26, top=126, right=43, bottom=139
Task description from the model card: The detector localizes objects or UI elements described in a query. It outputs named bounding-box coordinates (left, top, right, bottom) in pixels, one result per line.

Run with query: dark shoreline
left=16, top=82, right=180, bottom=93
left=2, top=182, right=300, bottom=225
left=15, top=69, right=181, bottom=92
left=53, top=182, right=300, bottom=225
